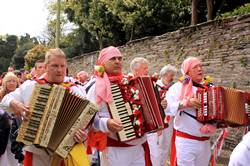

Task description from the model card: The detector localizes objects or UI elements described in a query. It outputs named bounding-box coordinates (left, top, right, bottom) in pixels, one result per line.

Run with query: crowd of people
left=0, top=46, right=249, bottom=166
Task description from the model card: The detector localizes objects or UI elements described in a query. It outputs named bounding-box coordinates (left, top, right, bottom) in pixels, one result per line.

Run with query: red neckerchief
left=34, top=74, right=76, bottom=89
left=157, top=82, right=174, bottom=99
left=107, top=73, right=123, bottom=83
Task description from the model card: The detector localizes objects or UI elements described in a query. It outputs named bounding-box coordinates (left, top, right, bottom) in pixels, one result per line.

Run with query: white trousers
left=30, top=152, right=51, bottom=166
left=175, top=137, right=211, bottom=166
left=147, top=118, right=174, bottom=166
left=23, top=145, right=52, bottom=166
left=101, top=144, right=145, bottom=166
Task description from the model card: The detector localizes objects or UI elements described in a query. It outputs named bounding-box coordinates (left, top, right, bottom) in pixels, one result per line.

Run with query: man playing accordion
left=1, top=48, right=88, bottom=166
left=86, top=46, right=152, bottom=166
left=166, top=57, right=217, bottom=166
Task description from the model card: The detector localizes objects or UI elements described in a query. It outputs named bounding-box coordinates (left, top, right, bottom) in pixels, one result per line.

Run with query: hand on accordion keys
left=9, top=100, right=30, bottom=121
left=199, top=124, right=216, bottom=135
left=73, top=128, right=88, bottom=143
left=179, top=97, right=201, bottom=110
left=107, top=119, right=123, bottom=132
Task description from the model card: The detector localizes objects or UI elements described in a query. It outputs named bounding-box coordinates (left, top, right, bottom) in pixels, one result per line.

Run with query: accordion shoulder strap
left=181, top=111, right=197, bottom=120
left=181, top=110, right=206, bottom=125
left=85, top=80, right=96, bottom=94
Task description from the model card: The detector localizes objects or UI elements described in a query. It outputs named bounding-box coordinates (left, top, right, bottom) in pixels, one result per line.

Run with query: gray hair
left=159, top=65, right=177, bottom=77
left=130, top=57, right=149, bottom=71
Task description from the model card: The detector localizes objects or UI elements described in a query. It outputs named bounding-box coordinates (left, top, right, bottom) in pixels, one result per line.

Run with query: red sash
left=170, top=130, right=210, bottom=166
left=23, top=151, right=32, bottom=166
left=176, top=130, right=210, bottom=141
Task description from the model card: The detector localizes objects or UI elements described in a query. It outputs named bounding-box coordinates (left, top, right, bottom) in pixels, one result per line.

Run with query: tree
left=0, top=35, right=18, bottom=73
left=191, top=0, right=250, bottom=25
left=64, top=0, right=126, bottom=48
left=24, top=44, right=47, bottom=69
left=63, top=0, right=190, bottom=49
left=12, top=42, right=35, bottom=69
left=12, top=34, right=38, bottom=69
left=102, top=0, right=190, bottom=40
left=206, top=0, right=213, bottom=21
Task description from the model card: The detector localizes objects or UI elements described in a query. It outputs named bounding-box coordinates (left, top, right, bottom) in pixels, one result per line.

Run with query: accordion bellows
left=17, top=83, right=98, bottom=158
left=197, top=86, right=249, bottom=127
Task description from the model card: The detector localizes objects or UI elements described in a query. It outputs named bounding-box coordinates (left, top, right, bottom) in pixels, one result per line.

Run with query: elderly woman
left=0, top=72, right=20, bottom=166
left=166, top=57, right=216, bottom=166
left=0, top=72, right=19, bottom=101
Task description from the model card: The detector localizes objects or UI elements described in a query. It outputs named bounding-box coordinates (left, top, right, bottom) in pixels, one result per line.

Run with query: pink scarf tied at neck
left=95, top=46, right=122, bottom=104
left=179, top=57, right=201, bottom=106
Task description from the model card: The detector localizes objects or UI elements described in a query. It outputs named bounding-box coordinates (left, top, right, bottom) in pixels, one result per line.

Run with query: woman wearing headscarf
left=165, top=57, right=216, bottom=166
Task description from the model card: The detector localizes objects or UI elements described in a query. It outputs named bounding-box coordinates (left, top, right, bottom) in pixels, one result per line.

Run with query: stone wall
left=68, top=14, right=250, bottom=90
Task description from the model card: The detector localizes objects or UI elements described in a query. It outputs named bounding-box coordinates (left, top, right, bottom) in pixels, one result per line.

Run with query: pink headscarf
left=95, top=46, right=122, bottom=104
left=179, top=57, right=201, bottom=104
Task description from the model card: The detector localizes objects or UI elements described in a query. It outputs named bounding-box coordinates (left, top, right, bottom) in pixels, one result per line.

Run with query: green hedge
left=218, top=3, right=250, bottom=18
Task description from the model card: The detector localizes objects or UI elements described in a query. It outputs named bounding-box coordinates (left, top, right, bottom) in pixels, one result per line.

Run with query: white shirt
left=165, top=81, right=209, bottom=137
left=229, top=132, right=250, bottom=166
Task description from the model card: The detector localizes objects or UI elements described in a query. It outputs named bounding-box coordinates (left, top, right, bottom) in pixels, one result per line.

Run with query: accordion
left=17, top=83, right=98, bottom=158
left=196, top=86, right=249, bottom=127
left=108, top=76, right=166, bottom=142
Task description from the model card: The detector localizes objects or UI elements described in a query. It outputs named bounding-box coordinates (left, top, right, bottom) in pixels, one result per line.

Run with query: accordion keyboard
left=109, top=84, right=136, bottom=142
left=17, top=85, right=51, bottom=145
left=203, top=92, right=208, bottom=116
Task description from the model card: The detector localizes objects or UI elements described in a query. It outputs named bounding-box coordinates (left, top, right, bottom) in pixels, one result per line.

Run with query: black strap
left=85, top=80, right=96, bottom=94
left=192, top=81, right=205, bottom=89
left=181, top=110, right=198, bottom=120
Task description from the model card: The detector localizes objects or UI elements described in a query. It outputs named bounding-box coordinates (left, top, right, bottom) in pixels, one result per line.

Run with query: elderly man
left=156, top=65, right=177, bottom=166
left=1, top=48, right=87, bottom=166
left=86, top=46, right=152, bottom=166
left=130, top=57, right=149, bottom=77
left=76, top=71, right=89, bottom=84
left=130, top=58, right=173, bottom=166
left=166, top=57, right=216, bottom=166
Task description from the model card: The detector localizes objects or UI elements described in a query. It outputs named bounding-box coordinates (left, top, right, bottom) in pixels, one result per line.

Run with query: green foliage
left=45, top=1, right=72, bottom=47
left=0, top=35, right=18, bottom=73
left=219, top=3, right=250, bottom=18
left=60, top=27, right=99, bottom=58
left=239, top=57, right=248, bottom=68
left=66, top=0, right=126, bottom=48
left=12, top=34, right=39, bottom=69
left=24, top=44, right=48, bottom=69
left=102, top=0, right=190, bottom=40
left=60, top=0, right=191, bottom=51
left=45, top=0, right=250, bottom=58
left=12, top=42, right=35, bottom=69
